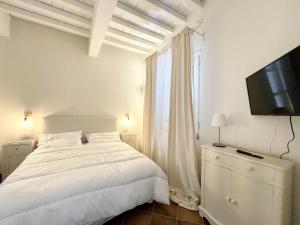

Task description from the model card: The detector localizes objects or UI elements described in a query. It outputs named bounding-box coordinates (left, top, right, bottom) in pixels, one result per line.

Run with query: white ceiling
left=0, top=0, right=204, bottom=56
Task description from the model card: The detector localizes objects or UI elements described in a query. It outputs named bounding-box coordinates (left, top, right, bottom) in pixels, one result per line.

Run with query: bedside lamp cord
left=280, top=116, right=295, bottom=159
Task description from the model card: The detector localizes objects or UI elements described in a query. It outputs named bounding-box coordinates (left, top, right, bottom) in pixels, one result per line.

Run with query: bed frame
left=43, top=115, right=117, bottom=138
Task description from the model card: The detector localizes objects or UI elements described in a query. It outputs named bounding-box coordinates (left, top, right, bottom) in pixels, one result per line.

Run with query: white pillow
left=86, top=132, right=119, bottom=139
left=38, top=131, right=82, bottom=148
left=49, top=137, right=82, bottom=148
left=87, top=132, right=121, bottom=143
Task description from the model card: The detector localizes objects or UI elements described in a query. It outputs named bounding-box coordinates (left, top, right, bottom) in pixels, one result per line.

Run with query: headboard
left=43, top=116, right=117, bottom=136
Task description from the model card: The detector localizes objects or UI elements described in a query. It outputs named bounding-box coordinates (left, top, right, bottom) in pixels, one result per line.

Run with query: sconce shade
left=24, top=110, right=32, bottom=118
left=22, top=110, right=32, bottom=138
left=123, top=114, right=131, bottom=127
left=211, top=114, right=227, bottom=127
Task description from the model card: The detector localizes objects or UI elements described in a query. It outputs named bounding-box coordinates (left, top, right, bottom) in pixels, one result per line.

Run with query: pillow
left=87, top=132, right=121, bottom=143
left=48, top=137, right=82, bottom=148
left=86, top=132, right=120, bottom=139
left=38, top=130, right=81, bottom=139
left=38, top=131, right=82, bottom=148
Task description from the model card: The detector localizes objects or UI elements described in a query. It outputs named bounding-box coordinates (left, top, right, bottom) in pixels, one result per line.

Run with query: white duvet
left=0, top=142, right=169, bottom=225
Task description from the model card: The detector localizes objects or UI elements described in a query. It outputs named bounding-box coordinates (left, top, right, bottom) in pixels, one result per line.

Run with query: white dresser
left=200, top=145, right=294, bottom=225
left=1, top=139, right=34, bottom=180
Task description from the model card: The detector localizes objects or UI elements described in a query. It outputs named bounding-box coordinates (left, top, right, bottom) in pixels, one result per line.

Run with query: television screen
left=246, top=46, right=300, bottom=115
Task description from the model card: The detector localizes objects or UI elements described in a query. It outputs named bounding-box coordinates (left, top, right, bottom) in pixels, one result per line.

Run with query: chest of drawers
left=1, top=140, right=34, bottom=180
left=199, top=145, right=294, bottom=225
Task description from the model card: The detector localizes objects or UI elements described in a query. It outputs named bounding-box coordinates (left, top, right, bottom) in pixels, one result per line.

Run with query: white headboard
left=43, top=116, right=117, bottom=136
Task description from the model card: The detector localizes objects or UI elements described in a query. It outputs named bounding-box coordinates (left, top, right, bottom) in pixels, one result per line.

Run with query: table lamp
left=211, top=113, right=227, bottom=147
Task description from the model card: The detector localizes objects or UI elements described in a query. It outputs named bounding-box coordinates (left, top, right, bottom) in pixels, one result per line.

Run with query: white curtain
left=152, top=47, right=172, bottom=172
left=168, top=27, right=201, bottom=210
left=142, top=27, right=200, bottom=210
left=191, top=33, right=201, bottom=138
left=141, top=53, right=157, bottom=158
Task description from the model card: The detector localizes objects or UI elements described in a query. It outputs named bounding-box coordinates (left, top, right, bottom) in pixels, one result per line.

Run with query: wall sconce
left=22, top=110, right=32, bottom=138
left=122, top=113, right=132, bottom=133
left=123, top=113, right=131, bottom=126
left=24, top=110, right=32, bottom=121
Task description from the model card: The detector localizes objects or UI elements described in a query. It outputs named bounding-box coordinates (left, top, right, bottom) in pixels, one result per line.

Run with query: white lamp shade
left=211, top=114, right=227, bottom=127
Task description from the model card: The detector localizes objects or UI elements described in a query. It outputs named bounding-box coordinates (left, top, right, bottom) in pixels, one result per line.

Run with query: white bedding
left=0, top=142, right=169, bottom=225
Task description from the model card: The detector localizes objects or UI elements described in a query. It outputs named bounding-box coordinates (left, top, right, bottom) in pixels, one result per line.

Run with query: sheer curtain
left=191, top=50, right=201, bottom=138
left=152, top=47, right=172, bottom=172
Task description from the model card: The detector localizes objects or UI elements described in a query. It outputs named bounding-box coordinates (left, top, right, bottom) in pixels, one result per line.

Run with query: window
left=152, top=36, right=201, bottom=162
left=152, top=47, right=172, bottom=171
left=192, top=49, right=201, bottom=140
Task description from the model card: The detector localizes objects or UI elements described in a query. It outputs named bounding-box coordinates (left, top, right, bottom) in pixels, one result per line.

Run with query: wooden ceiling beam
left=111, top=16, right=164, bottom=42
left=146, top=0, right=186, bottom=23
left=8, top=0, right=91, bottom=29
left=52, top=0, right=93, bottom=16
left=104, top=36, right=150, bottom=54
left=88, top=0, right=118, bottom=57
left=107, top=27, right=156, bottom=48
left=0, top=1, right=89, bottom=37
left=116, top=1, right=174, bottom=34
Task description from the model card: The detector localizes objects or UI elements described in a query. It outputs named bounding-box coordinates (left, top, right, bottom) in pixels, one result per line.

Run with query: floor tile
left=150, top=214, right=177, bottom=225
left=104, top=213, right=126, bottom=225
left=177, top=221, right=202, bottom=225
left=153, top=201, right=177, bottom=218
left=104, top=200, right=206, bottom=225
left=202, top=217, right=211, bottom=225
left=123, top=210, right=151, bottom=225
left=177, top=206, right=203, bottom=224
left=136, top=202, right=155, bottom=213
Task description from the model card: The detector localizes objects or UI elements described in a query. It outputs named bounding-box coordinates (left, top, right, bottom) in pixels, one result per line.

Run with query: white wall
left=0, top=12, right=10, bottom=38
left=199, top=0, right=300, bottom=223
left=0, top=18, right=145, bottom=168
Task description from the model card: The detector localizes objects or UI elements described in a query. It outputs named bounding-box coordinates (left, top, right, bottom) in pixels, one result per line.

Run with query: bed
left=0, top=116, right=169, bottom=225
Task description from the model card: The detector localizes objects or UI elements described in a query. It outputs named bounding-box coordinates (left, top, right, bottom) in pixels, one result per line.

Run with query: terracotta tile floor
left=104, top=201, right=205, bottom=225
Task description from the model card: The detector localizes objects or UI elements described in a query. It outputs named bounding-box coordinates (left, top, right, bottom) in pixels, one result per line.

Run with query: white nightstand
left=1, top=139, right=34, bottom=180
left=121, top=133, right=137, bottom=149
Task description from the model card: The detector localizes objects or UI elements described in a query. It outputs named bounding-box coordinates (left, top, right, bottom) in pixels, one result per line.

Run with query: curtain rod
left=189, top=19, right=205, bottom=37
left=147, top=20, right=205, bottom=57
left=189, top=28, right=205, bottom=37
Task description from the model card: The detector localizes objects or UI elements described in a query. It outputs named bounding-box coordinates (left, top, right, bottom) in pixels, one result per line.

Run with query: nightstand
left=121, top=133, right=137, bottom=149
left=1, top=139, right=34, bottom=180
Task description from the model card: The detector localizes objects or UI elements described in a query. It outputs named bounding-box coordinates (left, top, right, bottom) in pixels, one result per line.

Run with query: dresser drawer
left=234, top=160, right=275, bottom=184
left=204, top=148, right=275, bottom=184
left=5, top=144, right=32, bottom=156
left=204, top=148, right=239, bottom=168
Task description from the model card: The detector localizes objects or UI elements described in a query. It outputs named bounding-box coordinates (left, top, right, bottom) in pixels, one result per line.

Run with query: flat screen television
left=246, top=46, right=300, bottom=115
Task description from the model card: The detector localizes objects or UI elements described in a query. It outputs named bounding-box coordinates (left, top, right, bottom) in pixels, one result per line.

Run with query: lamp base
left=213, top=143, right=226, bottom=148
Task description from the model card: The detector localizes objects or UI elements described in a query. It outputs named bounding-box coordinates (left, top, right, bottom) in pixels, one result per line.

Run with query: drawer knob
left=246, top=166, right=254, bottom=171
left=230, top=199, right=238, bottom=205
left=215, top=156, right=219, bottom=160
left=225, top=196, right=231, bottom=202
left=15, top=148, right=19, bottom=150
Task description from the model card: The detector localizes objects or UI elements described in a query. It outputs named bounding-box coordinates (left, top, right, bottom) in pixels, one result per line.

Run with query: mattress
left=0, top=142, right=169, bottom=225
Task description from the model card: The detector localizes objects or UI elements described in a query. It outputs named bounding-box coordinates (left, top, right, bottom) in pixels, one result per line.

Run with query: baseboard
left=199, top=205, right=224, bottom=225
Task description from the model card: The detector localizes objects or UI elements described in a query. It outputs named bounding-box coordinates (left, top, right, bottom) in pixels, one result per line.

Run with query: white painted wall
left=0, top=18, right=145, bottom=169
left=0, top=12, right=10, bottom=37
left=199, top=0, right=300, bottom=223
